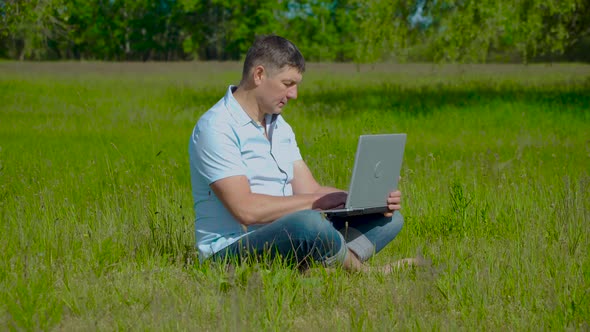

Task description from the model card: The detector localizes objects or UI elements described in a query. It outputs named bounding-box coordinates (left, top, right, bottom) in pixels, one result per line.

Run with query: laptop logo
left=374, top=161, right=383, bottom=178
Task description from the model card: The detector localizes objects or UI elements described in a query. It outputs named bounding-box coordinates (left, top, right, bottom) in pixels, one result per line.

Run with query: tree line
left=1, top=0, right=588, bottom=62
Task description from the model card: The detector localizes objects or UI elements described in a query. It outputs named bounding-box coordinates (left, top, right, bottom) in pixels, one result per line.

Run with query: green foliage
left=0, top=0, right=69, bottom=59
left=2, top=0, right=588, bottom=62
left=356, top=0, right=590, bottom=62
left=0, top=0, right=362, bottom=61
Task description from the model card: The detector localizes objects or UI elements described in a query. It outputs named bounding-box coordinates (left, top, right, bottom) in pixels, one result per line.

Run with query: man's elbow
left=233, top=210, right=259, bottom=226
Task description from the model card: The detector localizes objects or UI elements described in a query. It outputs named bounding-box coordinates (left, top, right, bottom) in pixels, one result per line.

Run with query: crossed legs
left=211, top=209, right=408, bottom=272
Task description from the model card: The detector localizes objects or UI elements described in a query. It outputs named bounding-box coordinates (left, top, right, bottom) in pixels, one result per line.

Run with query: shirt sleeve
left=192, top=122, right=246, bottom=184
left=287, top=129, right=303, bottom=162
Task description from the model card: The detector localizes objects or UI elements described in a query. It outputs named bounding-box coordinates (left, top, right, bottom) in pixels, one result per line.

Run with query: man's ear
left=252, top=65, right=265, bottom=86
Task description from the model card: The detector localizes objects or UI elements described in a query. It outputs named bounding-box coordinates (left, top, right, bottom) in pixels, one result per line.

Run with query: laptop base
left=322, top=206, right=388, bottom=219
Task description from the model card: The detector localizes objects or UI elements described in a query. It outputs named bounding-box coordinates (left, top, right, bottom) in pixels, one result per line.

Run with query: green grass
left=1, top=62, right=589, bottom=330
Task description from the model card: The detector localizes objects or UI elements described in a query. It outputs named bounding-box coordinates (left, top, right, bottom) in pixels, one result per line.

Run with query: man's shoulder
left=196, top=100, right=234, bottom=131
left=276, top=115, right=296, bottom=133
left=199, top=97, right=227, bottom=121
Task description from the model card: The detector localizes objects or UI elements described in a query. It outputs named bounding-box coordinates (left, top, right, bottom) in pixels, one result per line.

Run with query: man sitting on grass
left=189, top=35, right=416, bottom=272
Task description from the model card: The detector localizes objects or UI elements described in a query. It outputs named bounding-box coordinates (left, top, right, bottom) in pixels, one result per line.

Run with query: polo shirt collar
left=224, top=85, right=254, bottom=127
left=223, top=85, right=281, bottom=129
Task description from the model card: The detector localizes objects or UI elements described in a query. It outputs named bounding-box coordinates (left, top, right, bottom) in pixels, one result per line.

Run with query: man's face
left=256, top=66, right=302, bottom=115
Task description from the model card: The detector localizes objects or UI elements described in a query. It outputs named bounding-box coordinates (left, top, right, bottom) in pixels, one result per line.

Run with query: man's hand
left=312, top=191, right=348, bottom=211
left=384, top=190, right=402, bottom=217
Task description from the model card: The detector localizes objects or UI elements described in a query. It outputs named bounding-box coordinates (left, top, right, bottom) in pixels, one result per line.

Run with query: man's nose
left=286, top=85, right=298, bottom=99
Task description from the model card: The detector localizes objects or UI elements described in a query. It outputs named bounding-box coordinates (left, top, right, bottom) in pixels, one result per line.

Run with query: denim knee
left=342, top=211, right=404, bottom=262
left=286, top=210, right=330, bottom=231
left=279, top=210, right=338, bottom=242
left=277, top=210, right=347, bottom=265
left=392, top=211, right=404, bottom=229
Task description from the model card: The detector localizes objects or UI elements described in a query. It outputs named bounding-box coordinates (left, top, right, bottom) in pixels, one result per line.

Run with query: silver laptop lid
left=345, top=134, right=406, bottom=209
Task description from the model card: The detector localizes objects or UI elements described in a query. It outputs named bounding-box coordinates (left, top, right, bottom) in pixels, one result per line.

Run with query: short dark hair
left=242, top=35, right=305, bottom=79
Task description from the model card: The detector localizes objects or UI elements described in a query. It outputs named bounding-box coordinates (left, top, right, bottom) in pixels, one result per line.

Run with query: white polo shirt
left=189, top=86, right=303, bottom=260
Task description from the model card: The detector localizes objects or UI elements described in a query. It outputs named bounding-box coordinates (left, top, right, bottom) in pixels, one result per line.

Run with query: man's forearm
left=314, top=186, right=345, bottom=194
left=236, top=188, right=347, bottom=225
left=235, top=192, right=320, bottom=226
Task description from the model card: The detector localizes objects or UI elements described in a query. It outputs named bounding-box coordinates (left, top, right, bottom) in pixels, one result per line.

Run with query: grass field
left=1, top=62, right=589, bottom=331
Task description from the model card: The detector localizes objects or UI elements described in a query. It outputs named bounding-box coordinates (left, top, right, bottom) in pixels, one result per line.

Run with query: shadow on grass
left=166, top=79, right=590, bottom=120
left=297, top=80, right=590, bottom=119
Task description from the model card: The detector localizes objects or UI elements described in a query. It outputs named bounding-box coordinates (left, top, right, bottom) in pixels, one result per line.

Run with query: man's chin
left=263, top=109, right=283, bottom=117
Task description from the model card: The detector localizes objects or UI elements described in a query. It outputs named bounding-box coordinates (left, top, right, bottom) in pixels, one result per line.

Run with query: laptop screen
left=345, top=134, right=406, bottom=209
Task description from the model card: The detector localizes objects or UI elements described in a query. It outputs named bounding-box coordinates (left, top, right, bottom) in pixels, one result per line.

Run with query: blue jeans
left=211, top=209, right=404, bottom=267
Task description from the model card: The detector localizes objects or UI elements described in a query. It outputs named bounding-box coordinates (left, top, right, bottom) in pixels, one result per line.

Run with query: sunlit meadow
left=0, top=62, right=589, bottom=330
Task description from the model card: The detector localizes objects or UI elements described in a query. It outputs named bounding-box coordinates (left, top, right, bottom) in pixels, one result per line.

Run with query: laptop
left=323, top=134, right=406, bottom=218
